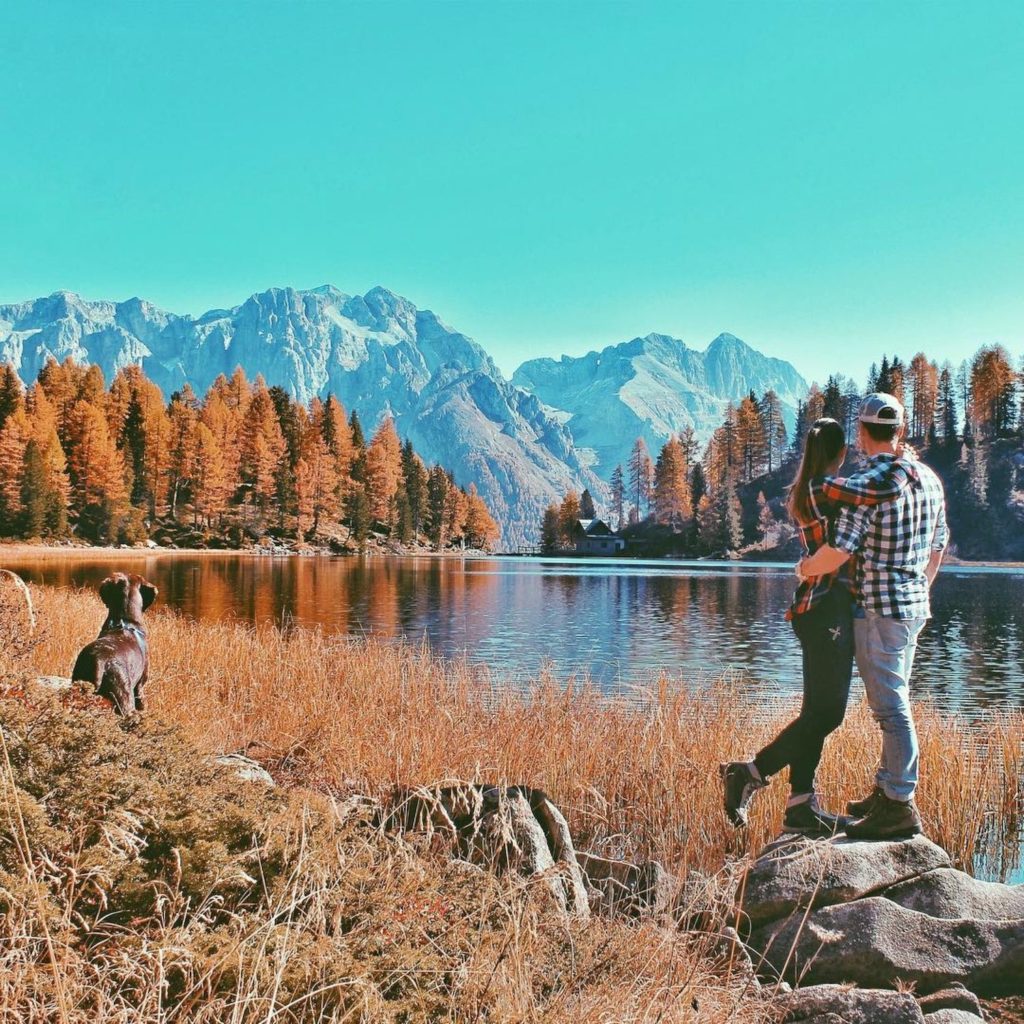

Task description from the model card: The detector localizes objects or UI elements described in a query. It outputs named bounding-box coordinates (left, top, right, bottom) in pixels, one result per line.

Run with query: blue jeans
left=854, top=610, right=926, bottom=801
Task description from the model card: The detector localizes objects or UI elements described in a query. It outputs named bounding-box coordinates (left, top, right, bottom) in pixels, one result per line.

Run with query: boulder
left=777, top=983, right=924, bottom=1023
left=576, top=851, right=675, bottom=918
left=213, top=753, right=275, bottom=787
left=750, top=895, right=1024, bottom=996
left=916, top=986, right=983, bottom=1016
left=386, top=783, right=590, bottom=921
left=740, top=835, right=951, bottom=930
left=880, top=868, right=1024, bottom=921
left=35, top=675, right=73, bottom=692
left=922, top=1012, right=985, bottom=1024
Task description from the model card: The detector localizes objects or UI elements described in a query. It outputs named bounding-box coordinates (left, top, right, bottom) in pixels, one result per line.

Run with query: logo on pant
left=829, top=626, right=843, bottom=643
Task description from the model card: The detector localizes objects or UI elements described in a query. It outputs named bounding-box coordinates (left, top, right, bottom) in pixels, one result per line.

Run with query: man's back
left=834, top=454, right=949, bottom=620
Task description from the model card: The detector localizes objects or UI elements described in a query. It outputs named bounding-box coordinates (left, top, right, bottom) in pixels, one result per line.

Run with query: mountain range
left=0, top=286, right=806, bottom=545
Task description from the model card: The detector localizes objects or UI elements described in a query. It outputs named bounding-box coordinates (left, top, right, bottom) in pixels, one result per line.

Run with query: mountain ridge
left=0, top=285, right=807, bottom=542
left=512, top=330, right=806, bottom=481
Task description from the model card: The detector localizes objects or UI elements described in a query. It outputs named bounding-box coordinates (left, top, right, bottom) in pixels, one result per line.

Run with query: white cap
left=859, top=392, right=905, bottom=426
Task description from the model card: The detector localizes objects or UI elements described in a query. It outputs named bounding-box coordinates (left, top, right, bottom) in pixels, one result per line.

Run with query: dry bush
left=0, top=687, right=770, bottom=1024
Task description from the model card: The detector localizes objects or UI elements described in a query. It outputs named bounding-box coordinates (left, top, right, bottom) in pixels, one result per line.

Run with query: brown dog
left=72, top=572, right=158, bottom=714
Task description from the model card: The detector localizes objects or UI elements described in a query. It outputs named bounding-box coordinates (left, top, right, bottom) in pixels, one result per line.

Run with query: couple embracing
left=722, top=392, right=949, bottom=841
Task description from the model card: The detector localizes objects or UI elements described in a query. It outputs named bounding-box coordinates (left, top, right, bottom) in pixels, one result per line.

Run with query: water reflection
left=5, top=554, right=1024, bottom=712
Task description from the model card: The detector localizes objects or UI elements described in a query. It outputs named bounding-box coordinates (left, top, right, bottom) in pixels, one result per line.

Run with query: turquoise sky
left=2, top=1, right=1022, bottom=384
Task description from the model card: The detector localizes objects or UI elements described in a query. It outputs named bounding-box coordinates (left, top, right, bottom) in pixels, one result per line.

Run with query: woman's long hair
left=787, top=418, right=847, bottom=526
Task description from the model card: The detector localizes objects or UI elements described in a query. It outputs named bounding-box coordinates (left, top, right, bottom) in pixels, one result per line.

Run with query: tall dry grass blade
left=0, top=569, right=36, bottom=631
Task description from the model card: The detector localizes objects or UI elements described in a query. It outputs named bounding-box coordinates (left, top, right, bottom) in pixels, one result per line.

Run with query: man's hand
left=800, top=543, right=851, bottom=578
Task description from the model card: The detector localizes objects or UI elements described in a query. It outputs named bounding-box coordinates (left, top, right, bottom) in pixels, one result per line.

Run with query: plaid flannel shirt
left=833, top=454, right=949, bottom=620
left=788, top=455, right=917, bottom=620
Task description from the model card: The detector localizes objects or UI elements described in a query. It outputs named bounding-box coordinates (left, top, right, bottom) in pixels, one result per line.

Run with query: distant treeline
left=546, top=344, right=1024, bottom=560
left=0, top=359, right=499, bottom=550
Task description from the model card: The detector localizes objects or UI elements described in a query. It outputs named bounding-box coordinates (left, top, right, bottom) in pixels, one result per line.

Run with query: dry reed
left=16, top=583, right=1024, bottom=878
left=1, top=581, right=1021, bottom=1024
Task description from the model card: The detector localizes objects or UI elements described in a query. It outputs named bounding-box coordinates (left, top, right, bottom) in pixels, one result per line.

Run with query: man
left=799, top=393, right=948, bottom=840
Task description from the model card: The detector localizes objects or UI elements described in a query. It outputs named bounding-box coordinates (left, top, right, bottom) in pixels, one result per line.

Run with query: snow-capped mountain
left=512, top=332, right=807, bottom=481
left=0, top=286, right=605, bottom=545
left=0, top=287, right=807, bottom=543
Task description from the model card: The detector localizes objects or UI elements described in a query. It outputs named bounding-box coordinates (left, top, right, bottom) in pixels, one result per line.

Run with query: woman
left=719, top=418, right=913, bottom=837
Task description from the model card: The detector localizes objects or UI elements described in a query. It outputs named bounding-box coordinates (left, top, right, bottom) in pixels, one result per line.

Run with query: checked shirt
left=833, top=453, right=949, bottom=620
left=788, top=455, right=917, bottom=621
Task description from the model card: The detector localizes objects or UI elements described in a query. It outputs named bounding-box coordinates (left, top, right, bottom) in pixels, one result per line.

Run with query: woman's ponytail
left=787, top=418, right=846, bottom=525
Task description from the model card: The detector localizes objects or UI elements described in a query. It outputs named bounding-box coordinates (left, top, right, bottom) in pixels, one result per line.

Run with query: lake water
left=6, top=553, right=1024, bottom=714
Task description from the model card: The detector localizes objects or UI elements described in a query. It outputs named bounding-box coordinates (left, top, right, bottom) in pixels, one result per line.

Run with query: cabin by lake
left=573, top=518, right=626, bottom=555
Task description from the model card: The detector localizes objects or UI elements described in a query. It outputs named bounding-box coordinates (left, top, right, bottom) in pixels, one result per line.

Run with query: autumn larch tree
left=653, top=435, right=691, bottom=528
left=464, top=484, right=500, bottom=550
left=365, top=417, right=403, bottom=524
left=970, top=344, right=1018, bottom=440
left=239, top=377, right=286, bottom=513
left=558, top=490, right=581, bottom=547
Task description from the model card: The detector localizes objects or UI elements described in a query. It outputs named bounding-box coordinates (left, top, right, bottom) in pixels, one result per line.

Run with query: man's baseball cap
left=859, top=392, right=905, bottom=426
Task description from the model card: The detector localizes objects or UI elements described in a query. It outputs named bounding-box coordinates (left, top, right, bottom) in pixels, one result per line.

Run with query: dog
left=72, top=572, right=158, bottom=715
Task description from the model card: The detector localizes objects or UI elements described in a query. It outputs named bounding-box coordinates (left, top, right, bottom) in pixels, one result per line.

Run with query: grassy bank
left=1, top=582, right=1022, bottom=1022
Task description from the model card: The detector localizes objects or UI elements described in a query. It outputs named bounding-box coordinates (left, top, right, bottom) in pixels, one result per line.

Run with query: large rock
left=213, top=753, right=275, bottom=787
left=880, top=868, right=1024, bottom=921
left=916, top=987, right=983, bottom=1016
left=777, top=984, right=924, bottom=1023
left=740, top=835, right=951, bottom=930
left=750, top=896, right=1024, bottom=996
left=387, top=783, right=591, bottom=920
left=35, top=675, right=73, bottom=692
left=576, top=851, right=676, bottom=918
left=923, top=1012, right=985, bottom=1024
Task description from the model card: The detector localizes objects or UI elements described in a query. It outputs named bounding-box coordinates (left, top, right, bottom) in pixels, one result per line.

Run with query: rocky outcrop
left=777, top=984, right=925, bottom=1023
left=739, top=833, right=951, bottom=930
left=740, top=834, right=1024, bottom=998
left=575, top=851, right=675, bottom=918
left=388, top=783, right=591, bottom=920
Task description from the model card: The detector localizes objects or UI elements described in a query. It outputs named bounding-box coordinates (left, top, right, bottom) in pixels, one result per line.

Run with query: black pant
left=754, top=585, right=854, bottom=794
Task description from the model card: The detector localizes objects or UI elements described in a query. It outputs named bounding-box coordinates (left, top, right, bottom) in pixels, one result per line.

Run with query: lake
left=6, top=553, right=1024, bottom=714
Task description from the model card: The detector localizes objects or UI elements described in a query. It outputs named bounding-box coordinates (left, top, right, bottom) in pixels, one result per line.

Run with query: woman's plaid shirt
left=833, top=454, right=948, bottom=620
left=788, top=456, right=918, bottom=620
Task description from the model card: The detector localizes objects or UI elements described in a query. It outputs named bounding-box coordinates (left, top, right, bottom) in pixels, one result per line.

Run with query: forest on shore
left=544, top=344, right=1024, bottom=562
left=0, top=359, right=500, bottom=552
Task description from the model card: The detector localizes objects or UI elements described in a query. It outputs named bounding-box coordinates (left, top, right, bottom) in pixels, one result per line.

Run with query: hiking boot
left=847, top=786, right=884, bottom=818
left=845, top=794, right=923, bottom=840
left=782, top=795, right=852, bottom=838
left=720, top=761, right=765, bottom=827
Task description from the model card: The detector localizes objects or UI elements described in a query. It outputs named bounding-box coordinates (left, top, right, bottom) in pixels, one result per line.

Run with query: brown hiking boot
left=846, top=793, right=923, bottom=840
left=846, top=786, right=884, bottom=818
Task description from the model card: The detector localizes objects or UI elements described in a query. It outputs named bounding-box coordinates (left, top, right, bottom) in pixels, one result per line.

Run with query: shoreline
left=2, top=541, right=1022, bottom=570
left=0, top=541, right=490, bottom=561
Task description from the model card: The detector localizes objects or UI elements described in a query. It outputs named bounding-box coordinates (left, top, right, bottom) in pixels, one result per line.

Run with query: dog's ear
left=139, top=579, right=158, bottom=611
left=99, top=575, right=127, bottom=610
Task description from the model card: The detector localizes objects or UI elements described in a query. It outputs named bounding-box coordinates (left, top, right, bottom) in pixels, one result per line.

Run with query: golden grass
left=17, top=583, right=1024, bottom=877
left=1, top=580, right=1021, bottom=1023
